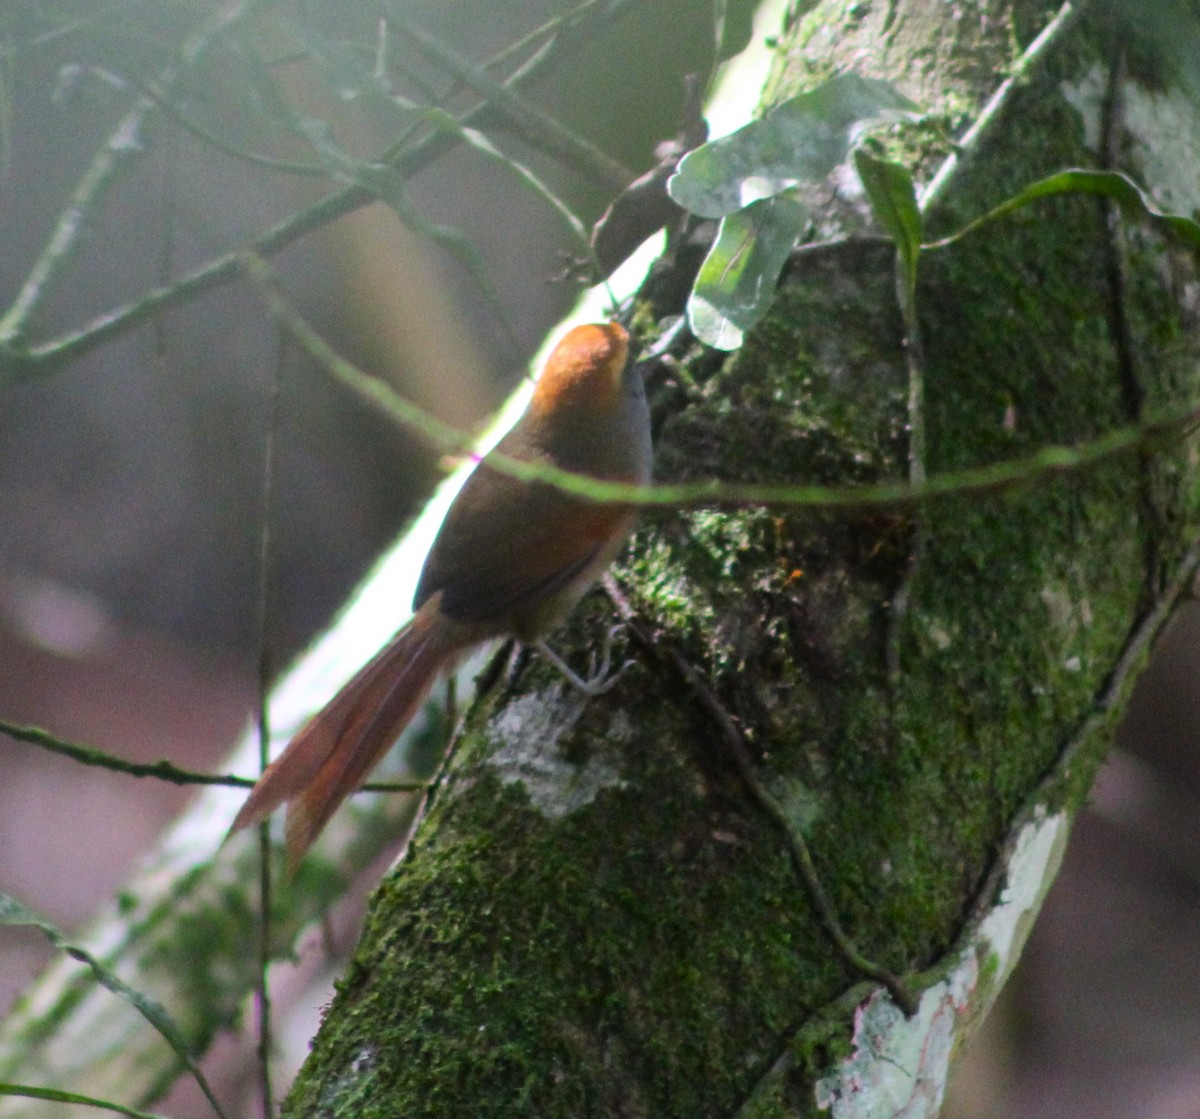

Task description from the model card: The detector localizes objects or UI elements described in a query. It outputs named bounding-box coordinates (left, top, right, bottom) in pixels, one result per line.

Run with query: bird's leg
left=535, top=626, right=632, bottom=697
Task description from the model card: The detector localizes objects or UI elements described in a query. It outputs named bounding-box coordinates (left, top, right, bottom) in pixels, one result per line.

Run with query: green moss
left=284, top=2, right=1200, bottom=1113
left=287, top=702, right=855, bottom=1117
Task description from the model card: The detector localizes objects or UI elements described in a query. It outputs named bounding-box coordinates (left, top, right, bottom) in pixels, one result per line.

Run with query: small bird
left=229, top=322, right=652, bottom=865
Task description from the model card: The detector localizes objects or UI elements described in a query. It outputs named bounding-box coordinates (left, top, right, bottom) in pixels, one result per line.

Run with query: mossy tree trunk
left=283, top=2, right=1200, bottom=1115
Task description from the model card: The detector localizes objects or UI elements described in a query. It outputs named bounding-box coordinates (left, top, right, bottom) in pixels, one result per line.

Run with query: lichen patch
left=483, top=691, right=628, bottom=818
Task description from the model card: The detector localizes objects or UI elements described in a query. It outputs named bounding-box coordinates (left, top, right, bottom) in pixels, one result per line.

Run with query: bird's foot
left=535, top=626, right=633, bottom=697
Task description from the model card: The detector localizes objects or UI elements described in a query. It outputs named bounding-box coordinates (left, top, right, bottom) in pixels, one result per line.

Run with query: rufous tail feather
left=228, top=600, right=460, bottom=866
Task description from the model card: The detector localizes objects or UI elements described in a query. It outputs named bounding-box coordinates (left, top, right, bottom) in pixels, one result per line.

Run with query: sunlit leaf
left=688, top=194, right=809, bottom=350
left=669, top=73, right=920, bottom=219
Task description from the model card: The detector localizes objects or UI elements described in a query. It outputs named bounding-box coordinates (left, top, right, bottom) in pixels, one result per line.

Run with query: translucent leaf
left=669, top=73, right=921, bottom=219
left=688, top=194, right=809, bottom=350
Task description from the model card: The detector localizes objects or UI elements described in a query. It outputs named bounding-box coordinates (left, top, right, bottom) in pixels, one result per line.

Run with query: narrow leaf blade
left=688, top=195, right=809, bottom=349
left=854, top=148, right=922, bottom=298
left=0, top=894, right=228, bottom=1119
left=929, top=168, right=1200, bottom=251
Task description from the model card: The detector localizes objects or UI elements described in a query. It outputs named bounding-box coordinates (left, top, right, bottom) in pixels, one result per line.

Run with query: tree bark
left=284, top=2, right=1200, bottom=1115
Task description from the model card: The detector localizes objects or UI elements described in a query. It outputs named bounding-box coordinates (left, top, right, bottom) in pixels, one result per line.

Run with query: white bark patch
left=1062, top=65, right=1200, bottom=215
left=484, top=691, right=630, bottom=818
left=1039, top=583, right=1092, bottom=635
left=815, top=811, right=1068, bottom=1118
left=1039, top=582, right=1092, bottom=673
left=1060, top=64, right=1106, bottom=150
left=1122, top=83, right=1200, bottom=216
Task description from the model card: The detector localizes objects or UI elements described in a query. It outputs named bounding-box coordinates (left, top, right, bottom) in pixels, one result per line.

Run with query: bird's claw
left=537, top=626, right=633, bottom=697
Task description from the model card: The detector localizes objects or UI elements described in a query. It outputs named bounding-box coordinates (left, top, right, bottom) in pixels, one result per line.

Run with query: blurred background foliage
left=0, top=0, right=756, bottom=654
left=2, top=3, right=1200, bottom=1117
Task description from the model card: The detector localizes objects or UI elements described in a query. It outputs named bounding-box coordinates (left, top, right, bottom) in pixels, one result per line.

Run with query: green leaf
left=688, top=194, right=809, bottom=350
left=928, top=168, right=1200, bottom=251
left=0, top=1083, right=167, bottom=1119
left=854, top=148, right=922, bottom=301
left=0, top=893, right=228, bottom=1119
left=668, top=73, right=921, bottom=219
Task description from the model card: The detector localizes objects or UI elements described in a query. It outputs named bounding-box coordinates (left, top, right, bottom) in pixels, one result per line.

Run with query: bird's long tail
left=228, top=600, right=460, bottom=866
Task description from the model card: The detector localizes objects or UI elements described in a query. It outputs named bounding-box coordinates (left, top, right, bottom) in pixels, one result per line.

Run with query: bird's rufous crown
left=530, top=322, right=629, bottom=417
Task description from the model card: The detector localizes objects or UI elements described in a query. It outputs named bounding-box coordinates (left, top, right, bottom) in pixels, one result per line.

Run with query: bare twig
left=141, top=76, right=328, bottom=177
left=390, top=17, right=632, bottom=192
left=0, top=718, right=428, bottom=794
left=0, top=0, right=644, bottom=387
left=0, top=96, right=155, bottom=346
left=676, top=653, right=917, bottom=1013
left=238, top=253, right=1200, bottom=521
left=250, top=327, right=285, bottom=1119
left=0, top=0, right=277, bottom=348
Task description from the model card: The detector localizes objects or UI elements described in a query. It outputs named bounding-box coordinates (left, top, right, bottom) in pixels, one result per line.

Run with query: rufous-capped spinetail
left=229, top=322, right=652, bottom=865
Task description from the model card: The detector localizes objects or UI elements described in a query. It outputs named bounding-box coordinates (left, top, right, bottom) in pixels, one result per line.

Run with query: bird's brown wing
left=415, top=464, right=631, bottom=627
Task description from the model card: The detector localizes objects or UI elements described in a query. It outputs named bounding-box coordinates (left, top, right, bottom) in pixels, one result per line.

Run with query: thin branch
left=0, top=96, right=155, bottom=345
left=425, top=111, right=600, bottom=272
left=467, top=0, right=616, bottom=87
left=0, top=718, right=428, bottom=794
left=920, top=1, right=1083, bottom=214
left=251, top=328, right=284, bottom=1119
left=390, top=17, right=632, bottom=192
left=141, top=77, right=329, bottom=177
left=238, top=250, right=472, bottom=456
left=729, top=537, right=1200, bottom=1113
left=885, top=221, right=927, bottom=680
left=0, top=0, right=644, bottom=387
left=731, top=984, right=874, bottom=1118
left=253, top=822, right=274, bottom=1119
left=0, top=718, right=258, bottom=786
left=614, top=605, right=917, bottom=1014
left=0, top=0, right=278, bottom=348
left=246, top=252, right=1200, bottom=520
left=5, top=1, right=167, bottom=56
